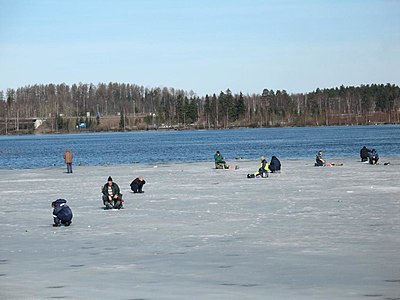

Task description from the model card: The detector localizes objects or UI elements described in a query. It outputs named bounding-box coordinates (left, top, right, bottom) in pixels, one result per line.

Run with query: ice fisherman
left=52, top=199, right=73, bottom=227
left=315, top=150, right=325, bottom=166
left=63, top=149, right=73, bottom=173
left=247, top=155, right=269, bottom=178
left=102, top=176, right=123, bottom=209
left=214, top=150, right=229, bottom=169
left=268, top=156, right=281, bottom=173
left=130, top=176, right=146, bottom=193
left=360, top=146, right=370, bottom=162
left=368, top=149, right=379, bottom=165
left=315, top=150, right=339, bottom=167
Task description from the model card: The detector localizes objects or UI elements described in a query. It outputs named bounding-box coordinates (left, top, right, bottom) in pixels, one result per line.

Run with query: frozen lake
left=1, top=158, right=399, bottom=299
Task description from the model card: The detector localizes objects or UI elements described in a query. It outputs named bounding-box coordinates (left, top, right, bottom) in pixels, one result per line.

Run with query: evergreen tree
left=119, top=111, right=125, bottom=129
left=186, top=98, right=198, bottom=124
left=235, top=92, right=246, bottom=120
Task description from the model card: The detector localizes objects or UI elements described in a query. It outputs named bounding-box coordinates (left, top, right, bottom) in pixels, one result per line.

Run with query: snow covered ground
left=1, top=158, right=399, bottom=300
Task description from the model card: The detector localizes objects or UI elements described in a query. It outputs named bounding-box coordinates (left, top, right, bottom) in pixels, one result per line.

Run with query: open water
left=0, top=125, right=399, bottom=169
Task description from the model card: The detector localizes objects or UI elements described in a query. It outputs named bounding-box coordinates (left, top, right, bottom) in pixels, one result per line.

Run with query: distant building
left=34, top=119, right=44, bottom=129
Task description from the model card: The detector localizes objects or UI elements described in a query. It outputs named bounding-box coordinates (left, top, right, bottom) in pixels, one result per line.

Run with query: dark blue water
left=0, top=125, right=399, bottom=169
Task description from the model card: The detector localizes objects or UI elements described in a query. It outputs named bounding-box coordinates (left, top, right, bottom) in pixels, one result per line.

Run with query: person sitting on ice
left=315, top=150, right=325, bottom=166
left=214, top=150, right=229, bottom=169
left=315, top=150, right=339, bottom=167
left=360, top=146, right=370, bottom=162
left=247, top=155, right=269, bottom=178
left=130, top=176, right=146, bottom=193
left=52, top=199, right=73, bottom=227
left=368, top=149, right=379, bottom=165
left=102, top=176, right=123, bottom=209
left=268, top=155, right=281, bottom=173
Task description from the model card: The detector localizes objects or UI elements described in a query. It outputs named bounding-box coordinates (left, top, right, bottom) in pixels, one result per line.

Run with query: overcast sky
left=0, top=0, right=399, bottom=96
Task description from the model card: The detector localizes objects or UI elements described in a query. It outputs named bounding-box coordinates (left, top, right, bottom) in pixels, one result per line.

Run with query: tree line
left=0, top=82, right=399, bottom=133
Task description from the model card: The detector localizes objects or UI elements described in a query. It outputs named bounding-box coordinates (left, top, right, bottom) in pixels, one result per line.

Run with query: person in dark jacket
left=368, top=149, right=379, bottom=165
left=360, top=146, right=370, bottom=162
left=102, top=176, right=123, bottom=209
left=315, top=150, right=340, bottom=167
left=52, top=199, right=73, bottom=227
left=315, top=150, right=325, bottom=166
left=268, top=156, right=281, bottom=173
left=130, top=176, right=146, bottom=193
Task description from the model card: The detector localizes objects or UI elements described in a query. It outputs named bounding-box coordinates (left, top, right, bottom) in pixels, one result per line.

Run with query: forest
left=0, top=82, right=399, bottom=134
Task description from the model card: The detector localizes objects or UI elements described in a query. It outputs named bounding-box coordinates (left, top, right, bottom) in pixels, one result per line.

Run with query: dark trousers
left=256, top=169, right=268, bottom=177
left=54, top=216, right=72, bottom=226
left=131, top=183, right=143, bottom=193
left=369, top=156, right=379, bottom=165
left=53, top=208, right=72, bottom=226
left=315, top=159, right=324, bottom=167
left=102, top=194, right=123, bottom=209
left=66, top=163, right=73, bottom=173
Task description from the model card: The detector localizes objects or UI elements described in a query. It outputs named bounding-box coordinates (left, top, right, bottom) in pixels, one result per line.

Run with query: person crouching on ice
left=247, top=155, right=269, bottom=178
left=52, top=199, right=73, bottom=227
left=368, top=149, right=379, bottom=165
left=102, top=176, right=123, bottom=209
left=269, top=155, right=281, bottom=173
left=130, top=176, right=146, bottom=193
left=360, top=146, right=370, bottom=162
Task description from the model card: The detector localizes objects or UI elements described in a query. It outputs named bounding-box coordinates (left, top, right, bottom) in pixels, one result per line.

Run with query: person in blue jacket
left=368, top=149, right=379, bottom=165
left=52, top=199, right=73, bottom=227
left=268, top=156, right=281, bottom=173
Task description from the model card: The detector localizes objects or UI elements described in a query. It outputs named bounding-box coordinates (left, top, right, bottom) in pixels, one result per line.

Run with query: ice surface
left=0, top=159, right=399, bottom=299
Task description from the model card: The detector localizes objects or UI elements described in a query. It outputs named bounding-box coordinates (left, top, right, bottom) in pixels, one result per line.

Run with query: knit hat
left=108, top=176, right=112, bottom=181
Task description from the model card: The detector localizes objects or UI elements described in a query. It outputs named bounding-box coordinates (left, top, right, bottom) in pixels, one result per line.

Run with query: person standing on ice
left=52, top=199, right=73, bottom=227
left=102, top=176, right=123, bottom=209
left=63, top=149, right=73, bottom=173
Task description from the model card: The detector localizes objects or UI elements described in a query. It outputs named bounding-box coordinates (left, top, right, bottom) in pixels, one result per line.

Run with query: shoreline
left=0, top=156, right=399, bottom=171
left=1, top=122, right=399, bottom=137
